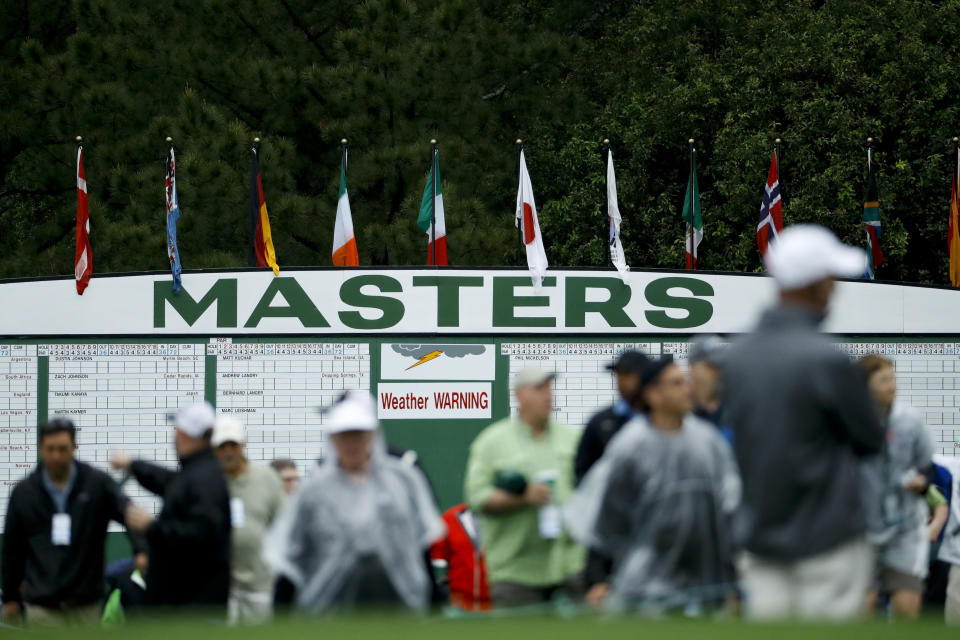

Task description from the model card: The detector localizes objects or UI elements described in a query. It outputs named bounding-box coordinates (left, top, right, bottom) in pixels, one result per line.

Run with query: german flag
left=250, top=142, right=279, bottom=276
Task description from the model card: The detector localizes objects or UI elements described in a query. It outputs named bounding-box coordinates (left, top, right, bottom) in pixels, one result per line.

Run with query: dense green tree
left=2, top=0, right=960, bottom=284
left=537, top=0, right=960, bottom=283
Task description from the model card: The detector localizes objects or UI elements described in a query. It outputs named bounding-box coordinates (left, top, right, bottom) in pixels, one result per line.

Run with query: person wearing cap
left=463, top=367, right=585, bottom=607
left=565, top=356, right=741, bottom=612
left=573, top=350, right=648, bottom=606
left=687, top=336, right=732, bottom=445
left=110, top=401, right=231, bottom=611
left=211, top=417, right=285, bottom=624
left=722, top=225, right=885, bottom=620
left=574, top=350, right=649, bottom=485
left=1, top=418, right=143, bottom=627
left=262, top=391, right=444, bottom=613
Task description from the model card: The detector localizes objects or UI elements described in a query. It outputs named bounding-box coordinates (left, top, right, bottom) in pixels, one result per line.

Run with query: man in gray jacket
left=723, top=225, right=885, bottom=620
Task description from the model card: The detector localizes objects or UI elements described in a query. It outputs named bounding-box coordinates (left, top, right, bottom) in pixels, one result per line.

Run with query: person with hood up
left=262, top=391, right=445, bottom=613
left=565, top=356, right=741, bottom=613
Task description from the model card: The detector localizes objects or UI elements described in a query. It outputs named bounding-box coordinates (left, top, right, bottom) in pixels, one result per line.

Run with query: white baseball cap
left=324, top=391, right=379, bottom=434
left=765, top=225, right=867, bottom=291
left=171, top=401, right=216, bottom=438
left=211, top=416, right=246, bottom=447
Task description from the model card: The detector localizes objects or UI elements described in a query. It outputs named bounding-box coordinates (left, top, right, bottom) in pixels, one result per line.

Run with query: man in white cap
left=262, top=391, right=444, bottom=613
left=464, top=367, right=585, bottom=607
left=722, top=225, right=885, bottom=620
left=110, top=401, right=231, bottom=611
left=211, top=416, right=284, bottom=625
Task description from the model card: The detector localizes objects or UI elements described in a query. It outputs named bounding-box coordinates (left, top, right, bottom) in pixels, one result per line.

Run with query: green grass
left=9, top=613, right=960, bottom=639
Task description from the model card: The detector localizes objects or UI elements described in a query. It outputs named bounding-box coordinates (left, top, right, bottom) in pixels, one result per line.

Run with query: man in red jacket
left=431, top=504, right=490, bottom=611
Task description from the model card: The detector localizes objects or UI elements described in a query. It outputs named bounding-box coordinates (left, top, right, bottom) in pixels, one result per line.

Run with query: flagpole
left=775, top=138, right=783, bottom=212
left=249, top=137, right=260, bottom=268
left=603, top=138, right=610, bottom=261
left=76, top=135, right=84, bottom=289
left=430, top=138, right=437, bottom=267
left=76, top=135, right=83, bottom=177
left=953, top=137, right=960, bottom=194
left=516, top=139, right=524, bottom=265
left=687, top=138, right=695, bottom=270
left=341, top=138, right=348, bottom=268
left=166, top=135, right=174, bottom=203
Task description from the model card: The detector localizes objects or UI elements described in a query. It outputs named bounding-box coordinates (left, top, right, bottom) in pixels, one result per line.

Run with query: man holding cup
left=464, top=367, right=585, bottom=607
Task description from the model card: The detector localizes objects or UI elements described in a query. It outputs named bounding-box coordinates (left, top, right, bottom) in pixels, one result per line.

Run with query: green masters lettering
left=412, top=276, right=484, bottom=327
left=154, top=279, right=238, bottom=328
left=339, top=275, right=405, bottom=329
left=565, top=277, right=634, bottom=328
left=492, top=277, right=557, bottom=327
left=643, top=277, right=714, bottom=329
left=244, top=277, right=330, bottom=328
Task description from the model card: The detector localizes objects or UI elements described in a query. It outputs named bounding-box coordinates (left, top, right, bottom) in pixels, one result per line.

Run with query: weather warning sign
left=377, top=343, right=495, bottom=419
left=379, top=343, right=495, bottom=381
left=377, top=382, right=492, bottom=419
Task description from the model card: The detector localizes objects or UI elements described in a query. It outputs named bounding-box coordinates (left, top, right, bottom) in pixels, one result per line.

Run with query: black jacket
left=723, top=304, right=885, bottom=560
left=2, top=461, right=133, bottom=608
left=574, top=405, right=633, bottom=587
left=574, top=405, right=633, bottom=485
left=131, top=447, right=231, bottom=607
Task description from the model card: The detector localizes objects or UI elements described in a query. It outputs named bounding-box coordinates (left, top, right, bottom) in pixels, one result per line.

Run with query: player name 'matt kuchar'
left=153, top=272, right=716, bottom=331
left=380, top=390, right=490, bottom=411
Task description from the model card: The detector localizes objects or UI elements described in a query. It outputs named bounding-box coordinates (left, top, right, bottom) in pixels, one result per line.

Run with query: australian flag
left=165, top=146, right=183, bottom=295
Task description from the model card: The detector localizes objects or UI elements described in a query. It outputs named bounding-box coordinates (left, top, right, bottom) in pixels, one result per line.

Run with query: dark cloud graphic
left=391, top=344, right=487, bottom=359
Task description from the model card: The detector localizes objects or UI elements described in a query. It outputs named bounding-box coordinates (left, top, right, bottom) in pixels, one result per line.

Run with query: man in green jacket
left=464, top=367, right=585, bottom=607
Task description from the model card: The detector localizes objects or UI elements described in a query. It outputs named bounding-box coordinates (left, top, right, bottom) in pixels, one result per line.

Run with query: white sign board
left=0, top=269, right=957, bottom=335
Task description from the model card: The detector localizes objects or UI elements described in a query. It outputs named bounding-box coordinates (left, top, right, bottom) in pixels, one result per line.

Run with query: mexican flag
left=416, top=149, right=448, bottom=265
left=682, top=146, right=703, bottom=269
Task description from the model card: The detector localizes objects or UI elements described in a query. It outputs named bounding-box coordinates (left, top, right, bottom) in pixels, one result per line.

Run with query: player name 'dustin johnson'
left=380, top=390, right=490, bottom=411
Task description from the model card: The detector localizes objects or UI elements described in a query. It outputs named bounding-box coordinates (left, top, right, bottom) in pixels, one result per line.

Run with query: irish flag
left=332, top=148, right=359, bottom=266
left=515, top=148, right=549, bottom=290
left=417, top=148, right=448, bottom=265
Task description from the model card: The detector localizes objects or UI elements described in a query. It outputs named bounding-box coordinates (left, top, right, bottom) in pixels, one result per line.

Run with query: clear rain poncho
left=262, top=431, right=445, bottom=613
left=564, top=414, right=741, bottom=610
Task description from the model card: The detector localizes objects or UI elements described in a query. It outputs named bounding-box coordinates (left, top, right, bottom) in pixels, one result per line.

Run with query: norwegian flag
left=75, top=145, right=92, bottom=295
left=756, top=150, right=784, bottom=256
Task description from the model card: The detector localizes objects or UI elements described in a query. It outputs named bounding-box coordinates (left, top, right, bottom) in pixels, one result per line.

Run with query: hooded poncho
left=262, top=433, right=445, bottom=613
left=564, top=414, right=741, bottom=610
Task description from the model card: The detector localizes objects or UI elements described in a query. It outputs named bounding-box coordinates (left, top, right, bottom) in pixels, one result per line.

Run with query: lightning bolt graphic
left=406, top=349, right=443, bottom=370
